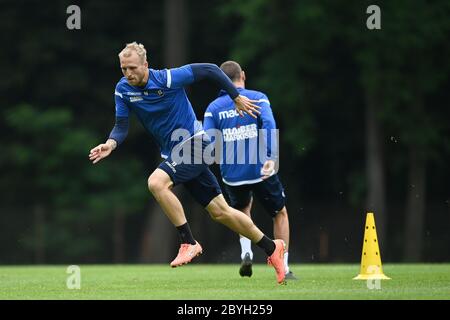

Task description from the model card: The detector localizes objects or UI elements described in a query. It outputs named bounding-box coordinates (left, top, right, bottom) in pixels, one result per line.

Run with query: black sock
left=256, top=235, right=276, bottom=256
left=176, top=222, right=196, bottom=245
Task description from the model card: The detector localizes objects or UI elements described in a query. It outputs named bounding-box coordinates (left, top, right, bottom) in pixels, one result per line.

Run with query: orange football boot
left=267, top=239, right=287, bottom=284
left=170, top=241, right=203, bottom=268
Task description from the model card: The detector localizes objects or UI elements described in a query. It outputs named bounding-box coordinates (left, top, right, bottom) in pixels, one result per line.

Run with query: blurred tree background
left=0, top=0, right=448, bottom=265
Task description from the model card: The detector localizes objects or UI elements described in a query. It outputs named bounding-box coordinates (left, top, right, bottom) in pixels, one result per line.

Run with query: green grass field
left=0, top=264, right=449, bottom=300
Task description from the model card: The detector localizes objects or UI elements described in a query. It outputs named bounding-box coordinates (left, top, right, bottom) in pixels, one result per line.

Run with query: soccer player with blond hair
left=89, top=42, right=287, bottom=284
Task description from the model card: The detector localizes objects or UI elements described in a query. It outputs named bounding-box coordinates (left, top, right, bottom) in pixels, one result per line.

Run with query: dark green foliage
left=0, top=0, right=448, bottom=263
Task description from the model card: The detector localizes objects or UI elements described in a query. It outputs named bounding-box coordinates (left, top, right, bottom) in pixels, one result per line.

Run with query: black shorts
left=158, top=136, right=222, bottom=208
left=223, top=175, right=286, bottom=218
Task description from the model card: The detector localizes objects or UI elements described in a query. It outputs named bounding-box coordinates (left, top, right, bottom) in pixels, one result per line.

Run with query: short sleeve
left=257, top=93, right=277, bottom=160
left=257, top=93, right=271, bottom=107
left=165, top=65, right=195, bottom=89
left=258, top=94, right=275, bottom=130
left=203, top=104, right=216, bottom=131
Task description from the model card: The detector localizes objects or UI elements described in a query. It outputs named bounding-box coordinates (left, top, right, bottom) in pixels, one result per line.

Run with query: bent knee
left=208, top=206, right=225, bottom=221
left=147, top=171, right=171, bottom=194
left=147, top=177, right=163, bottom=194
left=207, top=202, right=230, bottom=221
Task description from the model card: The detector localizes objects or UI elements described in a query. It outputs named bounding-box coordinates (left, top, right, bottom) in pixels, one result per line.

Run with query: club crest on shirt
left=141, top=90, right=164, bottom=97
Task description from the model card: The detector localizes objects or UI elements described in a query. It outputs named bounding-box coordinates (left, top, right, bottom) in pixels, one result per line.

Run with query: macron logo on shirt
left=218, top=109, right=240, bottom=120
left=217, top=98, right=270, bottom=121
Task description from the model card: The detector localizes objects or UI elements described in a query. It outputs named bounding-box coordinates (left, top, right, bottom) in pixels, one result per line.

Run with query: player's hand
left=233, top=95, right=261, bottom=119
left=89, top=141, right=115, bottom=164
left=261, top=160, right=275, bottom=180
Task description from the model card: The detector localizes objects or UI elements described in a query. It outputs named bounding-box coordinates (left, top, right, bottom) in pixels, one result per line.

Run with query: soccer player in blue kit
left=203, top=61, right=297, bottom=280
left=88, top=42, right=287, bottom=284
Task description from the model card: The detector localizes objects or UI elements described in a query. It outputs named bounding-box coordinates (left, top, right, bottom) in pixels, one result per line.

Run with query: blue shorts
left=158, top=135, right=222, bottom=208
left=223, top=175, right=286, bottom=218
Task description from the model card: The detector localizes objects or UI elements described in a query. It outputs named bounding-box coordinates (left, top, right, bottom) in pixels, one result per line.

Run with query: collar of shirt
left=218, top=87, right=244, bottom=97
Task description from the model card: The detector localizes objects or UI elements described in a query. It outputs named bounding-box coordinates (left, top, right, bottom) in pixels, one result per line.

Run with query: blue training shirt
left=204, top=87, right=278, bottom=186
left=114, top=65, right=202, bottom=158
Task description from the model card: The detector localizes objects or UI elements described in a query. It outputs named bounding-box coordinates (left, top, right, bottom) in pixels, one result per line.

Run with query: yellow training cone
left=353, top=212, right=390, bottom=280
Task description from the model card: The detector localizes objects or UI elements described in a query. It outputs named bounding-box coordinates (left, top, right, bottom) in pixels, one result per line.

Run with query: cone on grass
left=353, top=212, right=390, bottom=280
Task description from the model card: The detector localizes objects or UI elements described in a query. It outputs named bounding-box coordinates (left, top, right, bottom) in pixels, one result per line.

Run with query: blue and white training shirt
left=203, top=87, right=278, bottom=186
left=111, top=64, right=239, bottom=158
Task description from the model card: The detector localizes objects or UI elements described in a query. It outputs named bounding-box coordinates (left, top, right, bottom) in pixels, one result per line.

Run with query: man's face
left=119, top=51, right=148, bottom=86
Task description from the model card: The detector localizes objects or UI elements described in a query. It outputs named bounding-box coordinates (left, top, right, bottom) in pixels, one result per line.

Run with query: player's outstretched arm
left=89, top=116, right=129, bottom=164
left=189, top=64, right=261, bottom=118
left=89, top=139, right=116, bottom=164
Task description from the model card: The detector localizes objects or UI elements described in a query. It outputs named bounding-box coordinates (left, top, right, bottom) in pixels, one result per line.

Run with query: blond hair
left=118, top=42, right=147, bottom=63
